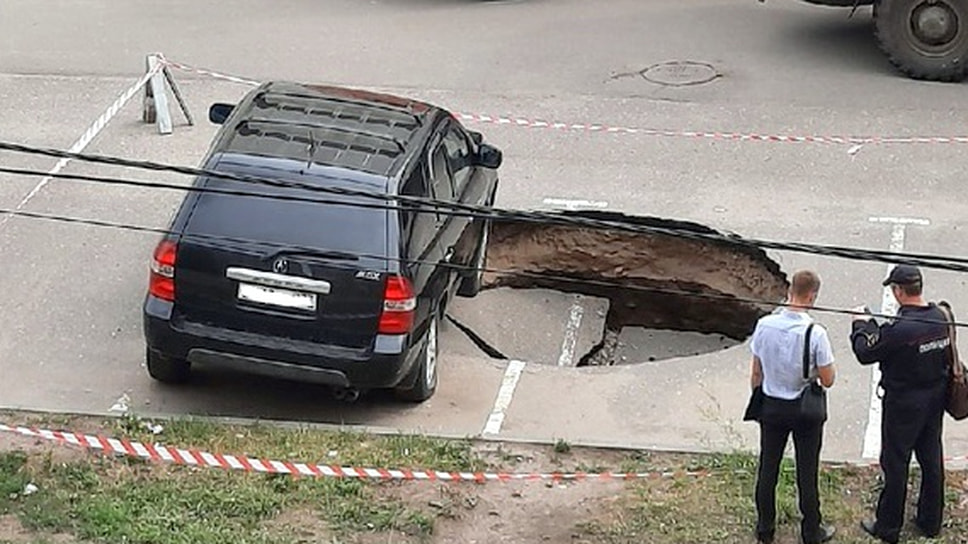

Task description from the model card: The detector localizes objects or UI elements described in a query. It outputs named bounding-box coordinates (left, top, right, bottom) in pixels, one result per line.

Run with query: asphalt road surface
left=1, top=0, right=967, bottom=466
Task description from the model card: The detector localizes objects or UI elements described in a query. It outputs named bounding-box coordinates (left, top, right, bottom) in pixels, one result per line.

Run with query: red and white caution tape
left=0, top=423, right=701, bottom=482
left=0, top=62, right=163, bottom=231
left=158, top=57, right=261, bottom=87
left=2, top=423, right=966, bottom=480
left=452, top=112, right=968, bottom=147
left=156, top=54, right=968, bottom=149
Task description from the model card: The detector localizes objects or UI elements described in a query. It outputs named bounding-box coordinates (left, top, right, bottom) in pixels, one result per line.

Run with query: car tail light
left=378, top=276, right=416, bottom=335
left=149, top=239, right=177, bottom=302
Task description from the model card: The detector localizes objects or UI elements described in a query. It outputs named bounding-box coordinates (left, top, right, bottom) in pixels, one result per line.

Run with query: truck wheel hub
left=912, top=2, right=959, bottom=46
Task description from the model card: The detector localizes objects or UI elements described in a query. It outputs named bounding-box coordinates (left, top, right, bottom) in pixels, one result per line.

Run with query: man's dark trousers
left=873, top=382, right=946, bottom=540
left=756, top=397, right=825, bottom=543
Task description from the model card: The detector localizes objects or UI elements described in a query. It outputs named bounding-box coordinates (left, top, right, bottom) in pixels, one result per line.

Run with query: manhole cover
left=641, top=61, right=720, bottom=87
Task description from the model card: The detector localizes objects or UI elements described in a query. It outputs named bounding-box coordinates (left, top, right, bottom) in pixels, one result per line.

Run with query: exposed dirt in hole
left=481, top=211, right=789, bottom=365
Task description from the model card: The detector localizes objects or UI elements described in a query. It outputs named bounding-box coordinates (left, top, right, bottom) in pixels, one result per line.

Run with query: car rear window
left=182, top=174, right=388, bottom=257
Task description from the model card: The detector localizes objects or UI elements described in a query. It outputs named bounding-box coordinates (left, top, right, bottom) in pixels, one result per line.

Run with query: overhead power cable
left=0, top=205, right=966, bottom=331
left=2, top=140, right=968, bottom=274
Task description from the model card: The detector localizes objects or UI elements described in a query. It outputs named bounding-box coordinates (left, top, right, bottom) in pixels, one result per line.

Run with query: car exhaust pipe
left=332, top=386, right=360, bottom=403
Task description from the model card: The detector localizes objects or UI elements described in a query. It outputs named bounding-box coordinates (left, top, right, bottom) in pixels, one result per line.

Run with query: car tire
left=394, top=314, right=439, bottom=403
left=874, top=0, right=968, bottom=82
left=457, top=194, right=493, bottom=297
left=146, top=349, right=191, bottom=384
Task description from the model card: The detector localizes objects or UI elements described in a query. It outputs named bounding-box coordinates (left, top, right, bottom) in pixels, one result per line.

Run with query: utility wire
left=5, top=164, right=965, bottom=271
left=3, top=140, right=968, bottom=273
left=8, top=164, right=968, bottom=285
left=0, top=167, right=417, bottom=214
left=1, top=205, right=966, bottom=330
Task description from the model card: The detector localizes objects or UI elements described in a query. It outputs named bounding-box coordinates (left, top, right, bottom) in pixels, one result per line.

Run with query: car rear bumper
left=143, top=296, right=420, bottom=389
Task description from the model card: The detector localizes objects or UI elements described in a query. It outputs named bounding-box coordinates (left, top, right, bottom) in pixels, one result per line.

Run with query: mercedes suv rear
left=142, top=81, right=502, bottom=403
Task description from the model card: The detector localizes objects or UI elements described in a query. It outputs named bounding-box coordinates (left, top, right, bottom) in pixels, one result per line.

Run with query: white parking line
left=0, top=68, right=159, bottom=230
left=861, top=216, right=930, bottom=459
left=542, top=198, right=608, bottom=210
left=868, top=217, right=931, bottom=226
left=557, top=296, right=585, bottom=367
left=482, top=360, right=526, bottom=436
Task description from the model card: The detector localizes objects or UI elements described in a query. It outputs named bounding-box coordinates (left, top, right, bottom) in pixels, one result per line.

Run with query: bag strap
left=938, top=302, right=964, bottom=379
left=803, top=323, right=815, bottom=380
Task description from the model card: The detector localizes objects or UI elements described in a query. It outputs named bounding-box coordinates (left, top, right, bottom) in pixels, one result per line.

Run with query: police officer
left=850, top=264, right=950, bottom=543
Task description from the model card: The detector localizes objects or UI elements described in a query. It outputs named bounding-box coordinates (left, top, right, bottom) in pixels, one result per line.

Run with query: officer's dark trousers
left=874, top=382, right=947, bottom=540
left=755, top=396, right=825, bottom=543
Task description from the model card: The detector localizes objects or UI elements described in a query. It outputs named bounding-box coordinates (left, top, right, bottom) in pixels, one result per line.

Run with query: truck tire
left=874, top=0, right=968, bottom=82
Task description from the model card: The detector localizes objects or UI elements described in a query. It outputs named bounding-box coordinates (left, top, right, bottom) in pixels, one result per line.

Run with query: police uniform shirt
left=850, top=304, right=950, bottom=392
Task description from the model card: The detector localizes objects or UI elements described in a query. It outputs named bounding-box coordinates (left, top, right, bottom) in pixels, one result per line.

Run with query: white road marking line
left=557, top=296, right=585, bottom=367
left=0, top=67, right=160, bottom=230
left=861, top=216, right=929, bottom=459
left=482, top=360, right=526, bottom=436
left=868, top=217, right=931, bottom=226
left=542, top=198, right=608, bottom=210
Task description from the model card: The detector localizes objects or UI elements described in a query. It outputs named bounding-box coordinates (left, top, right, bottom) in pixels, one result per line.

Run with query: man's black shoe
left=756, top=529, right=774, bottom=544
left=802, top=524, right=836, bottom=544
left=912, top=518, right=940, bottom=539
left=860, top=519, right=898, bottom=544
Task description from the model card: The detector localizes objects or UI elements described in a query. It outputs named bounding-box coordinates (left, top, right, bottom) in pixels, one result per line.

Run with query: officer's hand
left=850, top=305, right=870, bottom=321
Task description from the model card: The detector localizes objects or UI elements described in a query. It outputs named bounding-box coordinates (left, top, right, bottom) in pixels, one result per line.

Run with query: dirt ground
left=0, top=426, right=629, bottom=544
left=2, top=417, right=967, bottom=544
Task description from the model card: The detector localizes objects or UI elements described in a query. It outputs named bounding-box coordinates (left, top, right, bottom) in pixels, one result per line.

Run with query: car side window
left=429, top=144, right=453, bottom=201
left=427, top=139, right=456, bottom=226
left=400, top=167, right=437, bottom=254
left=442, top=123, right=473, bottom=196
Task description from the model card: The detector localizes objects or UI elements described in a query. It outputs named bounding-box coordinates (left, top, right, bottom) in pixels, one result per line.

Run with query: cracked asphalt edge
left=444, top=313, right=509, bottom=360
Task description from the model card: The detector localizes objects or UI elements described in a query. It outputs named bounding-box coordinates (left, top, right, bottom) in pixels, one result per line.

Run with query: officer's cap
left=882, top=264, right=922, bottom=286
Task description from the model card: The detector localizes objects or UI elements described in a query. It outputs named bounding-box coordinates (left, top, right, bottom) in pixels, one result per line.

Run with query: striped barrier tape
left=2, top=423, right=966, bottom=482
left=155, top=54, right=968, bottom=149
left=0, top=61, right=163, bottom=231
left=0, top=423, right=703, bottom=482
left=159, top=58, right=261, bottom=87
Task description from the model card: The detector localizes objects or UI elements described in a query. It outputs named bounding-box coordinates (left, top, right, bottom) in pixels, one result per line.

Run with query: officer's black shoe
left=802, top=524, right=836, bottom=544
left=860, top=519, right=898, bottom=544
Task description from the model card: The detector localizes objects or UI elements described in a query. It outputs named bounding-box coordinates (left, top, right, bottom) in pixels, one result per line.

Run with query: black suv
left=142, top=81, right=502, bottom=403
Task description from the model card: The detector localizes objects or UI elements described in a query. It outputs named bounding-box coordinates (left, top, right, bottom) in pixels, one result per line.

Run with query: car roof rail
left=243, top=117, right=406, bottom=154
left=256, top=90, right=425, bottom=126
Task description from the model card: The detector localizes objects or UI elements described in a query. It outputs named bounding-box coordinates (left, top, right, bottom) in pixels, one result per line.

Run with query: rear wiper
left=266, top=248, right=359, bottom=262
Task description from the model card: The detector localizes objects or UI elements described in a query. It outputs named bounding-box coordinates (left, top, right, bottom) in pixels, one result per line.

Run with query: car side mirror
left=209, top=103, right=235, bottom=125
left=476, top=143, right=503, bottom=169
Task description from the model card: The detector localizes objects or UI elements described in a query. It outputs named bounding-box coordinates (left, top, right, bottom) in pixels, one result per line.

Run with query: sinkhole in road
left=462, top=211, right=789, bottom=367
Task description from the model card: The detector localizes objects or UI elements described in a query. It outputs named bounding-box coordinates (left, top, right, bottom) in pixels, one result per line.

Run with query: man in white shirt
left=749, top=269, right=837, bottom=544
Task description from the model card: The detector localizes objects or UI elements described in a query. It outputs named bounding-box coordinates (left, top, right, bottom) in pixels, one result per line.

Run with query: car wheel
left=394, top=314, right=439, bottom=402
left=146, top=348, right=191, bottom=384
left=457, top=217, right=490, bottom=297
left=874, top=0, right=968, bottom=82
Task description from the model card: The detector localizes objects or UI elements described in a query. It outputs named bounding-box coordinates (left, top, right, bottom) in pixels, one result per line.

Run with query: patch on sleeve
left=919, top=337, right=950, bottom=354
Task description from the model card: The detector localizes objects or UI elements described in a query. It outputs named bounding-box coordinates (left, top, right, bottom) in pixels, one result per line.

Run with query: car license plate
left=237, top=283, right=317, bottom=311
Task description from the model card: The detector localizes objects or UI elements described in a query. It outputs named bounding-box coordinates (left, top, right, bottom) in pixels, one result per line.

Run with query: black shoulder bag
left=798, top=323, right=828, bottom=423
left=938, top=302, right=968, bottom=420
